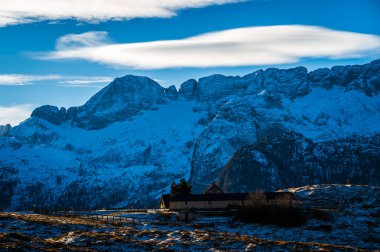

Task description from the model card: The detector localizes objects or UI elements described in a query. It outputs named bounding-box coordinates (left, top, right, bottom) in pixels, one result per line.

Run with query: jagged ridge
left=29, top=59, right=380, bottom=130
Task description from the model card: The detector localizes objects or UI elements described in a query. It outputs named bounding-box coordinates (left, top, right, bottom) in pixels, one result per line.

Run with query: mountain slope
left=1, top=60, right=380, bottom=210
left=1, top=100, right=205, bottom=210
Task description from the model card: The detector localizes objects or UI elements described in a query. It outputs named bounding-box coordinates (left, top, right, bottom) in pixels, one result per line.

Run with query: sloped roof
left=204, top=183, right=224, bottom=194
left=165, top=192, right=294, bottom=202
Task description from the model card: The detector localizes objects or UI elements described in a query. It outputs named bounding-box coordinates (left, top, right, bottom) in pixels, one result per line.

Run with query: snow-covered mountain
left=1, top=60, right=380, bottom=210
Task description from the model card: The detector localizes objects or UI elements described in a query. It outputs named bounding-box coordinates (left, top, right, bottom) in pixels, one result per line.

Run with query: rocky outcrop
left=31, top=105, right=66, bottom=125
left=0, top=124, right=11, bottom=137
left=178, top=79, right=198, bottom=100
left=217, top=132, right=380, bottom=192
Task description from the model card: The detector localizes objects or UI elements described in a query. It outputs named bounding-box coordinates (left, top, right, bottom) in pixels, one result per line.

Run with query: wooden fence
left=50, top=210, right=161, bottom=224
left=45, top=210, right=233, bottom=225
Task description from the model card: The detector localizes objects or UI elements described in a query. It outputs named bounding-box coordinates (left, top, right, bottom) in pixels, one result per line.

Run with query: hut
left=159, top=183, right=294, bottom=211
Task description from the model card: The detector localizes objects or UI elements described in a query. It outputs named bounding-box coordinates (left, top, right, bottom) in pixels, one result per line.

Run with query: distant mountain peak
left=31, top=75, right=178, bottom=129
left=30, top=59, right=380, bottom=129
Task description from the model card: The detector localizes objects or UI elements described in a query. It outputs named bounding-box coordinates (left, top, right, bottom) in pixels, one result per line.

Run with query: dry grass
left=0, top=212, right=370, bottom=251
left=0, top=212, right=107, bottom=227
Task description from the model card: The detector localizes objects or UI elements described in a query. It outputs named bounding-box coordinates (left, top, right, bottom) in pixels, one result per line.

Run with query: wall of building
left=169, top=199, right=244, bottom=210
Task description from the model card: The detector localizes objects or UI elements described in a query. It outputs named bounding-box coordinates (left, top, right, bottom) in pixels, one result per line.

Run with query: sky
left=0, top=0, right=380, bottom=125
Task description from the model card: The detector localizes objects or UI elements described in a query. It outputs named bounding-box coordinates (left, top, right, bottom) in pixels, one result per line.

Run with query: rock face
left=247, top=67, right=309, bottom=98
left=218, top=132, right=380, bottom=192
left=1, top=59, right=380, bottom=210
left=195, top=74, right=254, bottom=101
left=218, top=147, right=282, bottom=192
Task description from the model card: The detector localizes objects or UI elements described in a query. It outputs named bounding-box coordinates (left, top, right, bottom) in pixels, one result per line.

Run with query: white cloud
left=38, top=25, right=380, bottom=69
left=56, top=31, right=110, bottom=50
left=0, top=74, right=61, bottom=85
left=58, top=76, right=113, bottom=87
left=0, top=74, right=113, bottom=88
left=0, top=0, right=242, bottom=27
left=0, top=104, right=35, bottom=126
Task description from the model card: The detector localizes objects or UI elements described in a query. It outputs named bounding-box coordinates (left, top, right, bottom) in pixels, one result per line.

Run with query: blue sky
left=1, top=0, right=380, bottom=125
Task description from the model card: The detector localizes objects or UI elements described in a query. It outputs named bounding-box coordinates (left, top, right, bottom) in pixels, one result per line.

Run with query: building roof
left=203, top=183, right=224, bottom=194
left=163, top=192, right=294, bottom=202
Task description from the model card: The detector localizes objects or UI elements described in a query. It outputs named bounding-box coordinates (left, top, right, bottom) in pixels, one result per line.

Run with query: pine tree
left=170, top=178, right=192, bottom=196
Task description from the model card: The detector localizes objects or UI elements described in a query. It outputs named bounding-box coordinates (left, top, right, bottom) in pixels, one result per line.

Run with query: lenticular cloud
left=0, top=0, right=242, bottom=27
left=39, top=25, right=380, bottom=69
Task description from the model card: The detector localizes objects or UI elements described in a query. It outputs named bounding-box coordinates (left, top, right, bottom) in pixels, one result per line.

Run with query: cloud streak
left=0, top=74, right=113, bottom=87
left=38, top=25, right=380, bottom=69
left=0, top=0, right=242, bottom=27
left=58, top=76, right=113, bottom=88
left=0, top=74, right=61, bottom=85
left=0, top=104, right=35, bottom=126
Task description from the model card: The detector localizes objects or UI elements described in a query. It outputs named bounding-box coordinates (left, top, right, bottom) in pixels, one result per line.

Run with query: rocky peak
left=178, top=79, right=198, bottom=100
left=82, top=75, right=166, bottom=113
left=31, top=75, right=172, bottom=129
left=164, top=85, right=178, bottom=99
left=31, top=105, right=66, bottom=126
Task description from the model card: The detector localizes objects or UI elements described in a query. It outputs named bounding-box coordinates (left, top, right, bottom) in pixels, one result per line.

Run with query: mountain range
left=1, top=59, right=380, bottom=210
